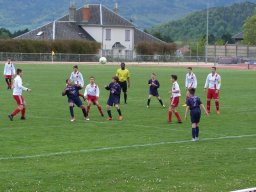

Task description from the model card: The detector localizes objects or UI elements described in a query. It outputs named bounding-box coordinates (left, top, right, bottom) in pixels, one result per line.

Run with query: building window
left=106, top=29, right=111, bottom=41
left=125, top=30, right=130, bottom=41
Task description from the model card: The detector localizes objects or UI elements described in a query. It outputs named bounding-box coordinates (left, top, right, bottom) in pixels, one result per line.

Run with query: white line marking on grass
left=1, top=134, right=256, bottom=161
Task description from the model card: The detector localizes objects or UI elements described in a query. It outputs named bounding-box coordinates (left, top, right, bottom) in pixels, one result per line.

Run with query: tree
left=243, top=12, right=256, bottom=45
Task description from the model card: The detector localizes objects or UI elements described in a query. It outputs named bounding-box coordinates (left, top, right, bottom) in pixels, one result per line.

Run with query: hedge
left=136, top=42, right=177, bottom=55
left=0, top=40, right=101, bottom=54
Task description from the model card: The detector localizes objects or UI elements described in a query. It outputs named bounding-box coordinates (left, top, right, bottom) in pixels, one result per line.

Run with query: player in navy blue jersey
left=147, top=73, right=165, bottom=108
left=62, top=79, right=89, bottom=122
left=105, top=76, right=123, bottom=121
left=185, top=88, right=208, bottom=141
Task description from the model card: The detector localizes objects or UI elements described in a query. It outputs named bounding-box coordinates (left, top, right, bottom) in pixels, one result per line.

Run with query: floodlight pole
left=205, top=4, right=209, bottom=63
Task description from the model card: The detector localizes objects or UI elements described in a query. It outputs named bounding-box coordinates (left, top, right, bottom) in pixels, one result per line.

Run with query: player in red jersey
left=204, top=67, right=221, bottom=114
left=168, top=75, right=182, bottom=123
left=84, top=76, right=104, bottom=117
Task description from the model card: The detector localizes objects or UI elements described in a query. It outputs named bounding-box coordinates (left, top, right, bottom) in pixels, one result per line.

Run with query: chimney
left=69, top=1, right=76, bottom=21
left=114, top=0, right=119, bottom=14
left=82, top=4, right=90, bottom=22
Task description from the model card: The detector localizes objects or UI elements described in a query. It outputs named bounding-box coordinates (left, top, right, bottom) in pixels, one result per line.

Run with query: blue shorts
left=107, top=96, right=120, bottom=106
left=68, top=97, right=83, bottom=107
left=190, top=109, right=201, bottom=123
left=149, top=90, right=159, bottom=97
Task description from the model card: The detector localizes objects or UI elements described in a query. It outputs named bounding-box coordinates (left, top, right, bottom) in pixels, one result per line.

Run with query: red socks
left=215, top=101, right=220, bottom=111
left=21, top=108, right=26, bottom=118
left=97, top=106, right=103, bottom=115
left=169, top=111, right=181, bottom=122
left=168, top=111, right=172, bottom=122
left=175, top=112, right=181, bottom=122
left=207, top=100, right=211, bottom=112
left=12, top=108, right=21, bottom=116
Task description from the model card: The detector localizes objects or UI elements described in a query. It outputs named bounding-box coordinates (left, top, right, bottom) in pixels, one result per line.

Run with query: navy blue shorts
left=149, top=90, right=159, bottom=97
left=69, top=97, right=83, bottom=107
left=107, top=96, right=120, bottom=106
left=190, top=109, right=201, bottom=123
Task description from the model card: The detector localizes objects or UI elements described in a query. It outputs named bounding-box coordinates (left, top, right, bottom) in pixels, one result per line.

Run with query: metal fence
left=0, top=52, right=254, bottom=64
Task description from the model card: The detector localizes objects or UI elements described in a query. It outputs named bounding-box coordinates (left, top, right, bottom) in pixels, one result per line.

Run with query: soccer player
left=168, top=75, right=182, bottom=123
left=84, top=76, right=104, bottom=117
left=69, top=65, right=85, bottom=99
left=185, top=88, right=208, bottom=141
left=147, top=73, right=165, bottom=108
left=105, top=76, right=123, bottom=121
left=62, top=79, right=89, bottom=122
left=8, top=69, right=31, bottom=121
left=204, top=67, right=221, bottom=114
left=4, top=58, right=16, bottom=89
left=116, top=62, right=130, bottom=104
left=183, top=67, right=197, bottom=106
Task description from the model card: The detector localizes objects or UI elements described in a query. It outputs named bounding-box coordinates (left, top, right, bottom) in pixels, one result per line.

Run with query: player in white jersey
left=204, top=67, right=221, bottom=114
left=84, top=76, right=104, bottom=117
left=69, top=65, right=85, bottom=99
left=8, top=69, right=32, bottom=121
left=168, top=75, right=182, bottom=123
left=3, top=58, right=16, bottom=89
left=183, top=67, right=197, bottom=106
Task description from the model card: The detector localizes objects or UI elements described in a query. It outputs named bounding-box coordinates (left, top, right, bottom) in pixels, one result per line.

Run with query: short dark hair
left=187, top=67, right=192, bottom=70
left=212, top=67, right=216, bottom=70
left=152, top=72, right=157, bottom=76
left=113, top=76, right=119, bottom=82
left=16, top=68, right=22, bottom=74
left=121, top=62, right=125, bottom=67
left=89, top=76, right=95, bottom=79
left=73, top=65, right=78, bottom=69
left=171, top=75, right=177, bottom=81
left=188, top=88, right=196, bottom=95
left=66, top=79, right=69, bottom=83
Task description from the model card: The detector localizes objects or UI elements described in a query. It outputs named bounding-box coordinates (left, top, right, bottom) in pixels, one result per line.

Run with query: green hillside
left=148, top=2, right=256, bottom=42
left=0, top=0, right=255, bottom=31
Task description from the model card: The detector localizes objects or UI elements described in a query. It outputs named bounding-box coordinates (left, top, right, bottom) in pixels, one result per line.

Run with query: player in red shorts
left=84, top=76, right=104, bottom=117
left=168, top=75, right=182, bottom=123
left=8, top=69, right=32, bottom=121
left=3, top=58, right=15, bottom=89
left=204, top=67, right=221, bottom=114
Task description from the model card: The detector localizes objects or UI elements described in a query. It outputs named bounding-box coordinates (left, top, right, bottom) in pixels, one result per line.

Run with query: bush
left=136, top=42, right=176, bottom=55
left=0, top=40, right=100, bottom=54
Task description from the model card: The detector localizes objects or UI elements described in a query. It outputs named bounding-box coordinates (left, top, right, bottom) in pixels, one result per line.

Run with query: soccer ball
left=99, top=57, right=107, bottom=64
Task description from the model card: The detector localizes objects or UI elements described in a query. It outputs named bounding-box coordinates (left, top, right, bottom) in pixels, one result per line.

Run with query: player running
left=105, top=76, right=123, bottom=121
left=4, top=58, right=16, bottom=89
left=84, top=76, right=104, bottom=117
left=168, top=75, right=182, bottom=124
left=116, top=62, right=130, bottom=104
left=204, top=67, right=221, bottom=114
left=70, top=65, right=85, bottom=99
left=183, top=67, right=197, bottom=106
left=147, top=73, right=165, bottom=108
left=62, top=79, right=89, bottom=122
left=8, top=69, right=31, bottom=121
left=185, top=88, right=208, bottom=141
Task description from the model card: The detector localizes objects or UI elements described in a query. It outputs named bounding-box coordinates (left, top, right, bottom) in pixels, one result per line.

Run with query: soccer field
left=0, top=64, right=255, bottom=192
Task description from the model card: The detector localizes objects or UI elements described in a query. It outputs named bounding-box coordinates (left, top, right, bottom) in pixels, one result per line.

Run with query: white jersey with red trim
left=70, top=71, right=84, bottom=87
left=4, top=62, right=15, bottom=76
left=12, top=75, right=28, bottom=96
left=172, top=81, right=181, bottom=98
left=185, top=72, right=197, bottom=89
left=84, top=83, right=100, bottom=97
left=204, top=73, right=221, bottom=90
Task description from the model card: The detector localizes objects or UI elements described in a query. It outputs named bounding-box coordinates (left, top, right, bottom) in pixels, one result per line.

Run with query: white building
left=16, top=3, right=165, bottom=58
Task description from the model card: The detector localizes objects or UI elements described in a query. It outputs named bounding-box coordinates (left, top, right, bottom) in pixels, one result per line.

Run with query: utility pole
left=205, top=4, right=209, bottom=63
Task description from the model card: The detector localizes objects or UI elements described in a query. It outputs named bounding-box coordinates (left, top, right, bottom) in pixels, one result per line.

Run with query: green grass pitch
left=0, top=64, right=255, bottom=192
